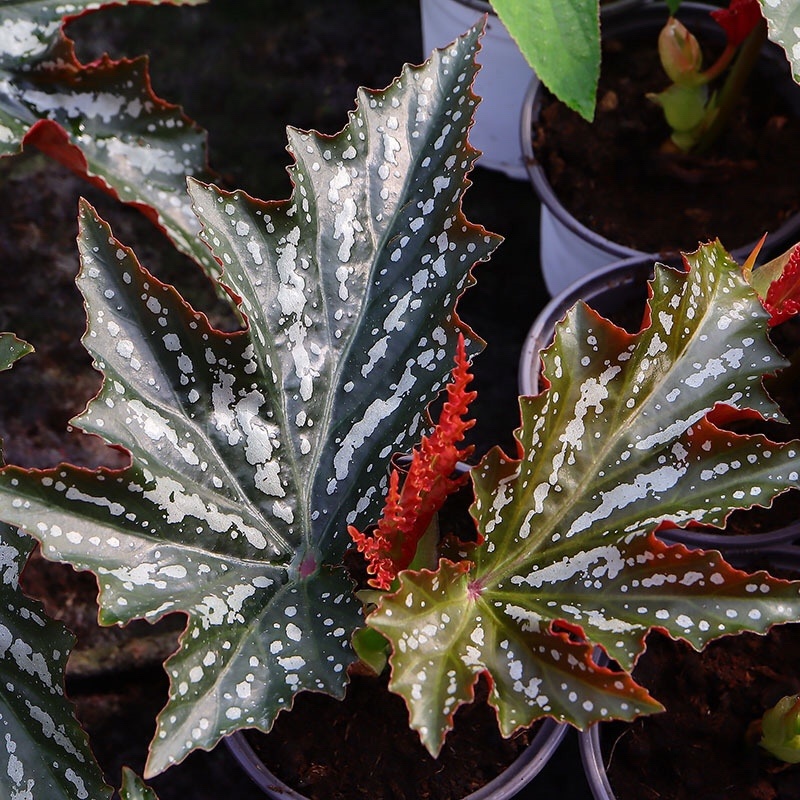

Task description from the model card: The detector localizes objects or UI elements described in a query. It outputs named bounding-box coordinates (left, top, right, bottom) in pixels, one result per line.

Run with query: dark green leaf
left=0, top=25, right=499, bottom=774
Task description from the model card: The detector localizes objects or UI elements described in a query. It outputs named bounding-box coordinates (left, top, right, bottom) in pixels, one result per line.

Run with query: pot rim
left=518, top=255, right=656, bottom=397
left=226, top=716, right=569, bottom=800
left=520, top=1, right=800, bottom=265
left=579, top=724, right=615, bottom=800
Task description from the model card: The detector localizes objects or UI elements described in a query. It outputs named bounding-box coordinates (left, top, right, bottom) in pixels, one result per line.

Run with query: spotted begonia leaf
left=0, top=25, right=499, bottom=776
left=369, top=242, right=800, bottom=754
left=0, top=332, right=32, bottom=372
left=0, top=0, right=220, bottom=282
left=759, top=0, right=800, bottom=84
left=0, top=522, right=110, bottom=800
left=0, top=338, right=110, bottom=799
left=120, top=768, right=159, bottom=800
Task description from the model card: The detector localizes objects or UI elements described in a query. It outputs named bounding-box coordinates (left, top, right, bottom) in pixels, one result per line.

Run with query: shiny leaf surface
left=370, top=243, right=800, bottom=750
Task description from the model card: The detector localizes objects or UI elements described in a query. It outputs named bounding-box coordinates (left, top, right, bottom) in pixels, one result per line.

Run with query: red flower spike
left=764, top=244, right=800, bottom=326
left=348, top=334, right=477, bottom=590
left=711, top=0, right=763, bottom=47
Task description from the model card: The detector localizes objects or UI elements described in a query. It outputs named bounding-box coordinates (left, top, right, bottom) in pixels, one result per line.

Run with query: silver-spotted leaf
left=371, top=558, right=662, bottom=756
left=0, top=523, right=111, bottom=800
left=0, top=340, right=104, bottom=797
left=0, top=0, right=219, bottom=281
left=0, top=1, right=204, bottom=68
left=0, top=332, right=32, bottom=372
left=0, top=336, right=109, bottom=799
left=760, top=0, right=800, bottom=84
left=370, top=242, right=800, bottom=750
left=0, top=24, right=499, bottom=776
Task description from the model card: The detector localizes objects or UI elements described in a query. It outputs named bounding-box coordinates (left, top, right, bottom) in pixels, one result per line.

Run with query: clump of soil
left=246, top=671, right=545, bottom=800
left=532, top=20, right=800, bottom=257
left=601, top=623, right=800, bottom=800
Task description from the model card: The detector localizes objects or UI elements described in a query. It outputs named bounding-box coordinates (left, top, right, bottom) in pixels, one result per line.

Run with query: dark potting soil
left=601, top=624, right=800, bottom=800
left=246, top=671, right=541, bottom=800
left=532, top=27, right=800, bottom=257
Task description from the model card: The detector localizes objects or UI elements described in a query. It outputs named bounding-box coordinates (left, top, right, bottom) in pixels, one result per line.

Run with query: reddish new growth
left=765, top=244, right=800, bottom=326
left=711, top=0, right=763, bottom=47
left=348, top=334, right=477, bottom=590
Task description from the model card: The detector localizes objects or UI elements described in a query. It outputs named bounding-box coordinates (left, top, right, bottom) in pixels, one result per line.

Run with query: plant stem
left=693, top=18, right=768, bottom=155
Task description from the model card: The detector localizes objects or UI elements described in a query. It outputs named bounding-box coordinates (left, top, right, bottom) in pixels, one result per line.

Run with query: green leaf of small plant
left=760, top=694, right=800, bottom=763
left=0, top=0, right=221, bottom=283
left=491, top=0, right=600, bottom=121
left=0, top=332, right=32, bottom=372
left=120, top=767, right=160, bottom=800
left=369, top=242, right=800, bottom=753
left=0, top=25, right=500, bottom=776
left=352, top=626, right=390, bottom=676
left=759, top=0, right=800, bottom=83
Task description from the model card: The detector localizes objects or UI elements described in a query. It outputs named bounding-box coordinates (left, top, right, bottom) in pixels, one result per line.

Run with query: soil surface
left=245, top=672, right=543, bottom=800
left=601, top=623, right=800, bottom=800
left=532, top=15, right=800, bottom=258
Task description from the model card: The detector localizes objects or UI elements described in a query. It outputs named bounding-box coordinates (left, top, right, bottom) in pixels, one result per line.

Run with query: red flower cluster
left=711, top=0, right=763, bottom=47
left=348, top=334, right=476, bottom=590
left=764, top=243, right=800, bottom=326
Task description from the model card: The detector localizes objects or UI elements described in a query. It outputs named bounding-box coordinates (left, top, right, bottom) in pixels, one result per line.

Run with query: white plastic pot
left=420, top=0, right=644, bottom=181
left=523, top=2, right=800, bottom=297
left=419, top=0, right=535, bottom=179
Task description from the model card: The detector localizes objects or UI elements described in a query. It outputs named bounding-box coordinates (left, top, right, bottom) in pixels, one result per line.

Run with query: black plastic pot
left=226, top=715, right=568, bottom=800
left=578, top=545, right=800, bottom=800
left=518, top=254, right=800, bottom=551
left=522, top=2, right=800, bottom=297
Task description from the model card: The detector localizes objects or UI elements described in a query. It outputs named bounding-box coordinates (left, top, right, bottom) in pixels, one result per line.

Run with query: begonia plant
left=0, top=0, right=221, bottom=283
left=0, top=8, right=800, bottom=800
left=760, top=693, right=800, bottom=763
left=0, top=334, right=146, bottom=799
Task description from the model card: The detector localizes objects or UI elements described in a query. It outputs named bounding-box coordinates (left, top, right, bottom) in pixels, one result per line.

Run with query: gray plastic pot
left=518, top=253, right=800, bottom=551
left=419, top=0, right=536, bottom=179
left=226, top=715, right=568, bottom=800
left=579, top=544, right=800, bottom=800
left=522, top=2, right=800, bottom=297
